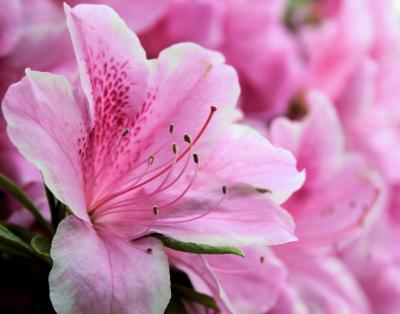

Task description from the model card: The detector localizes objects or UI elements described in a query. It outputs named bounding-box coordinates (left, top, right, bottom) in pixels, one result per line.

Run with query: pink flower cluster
left=0, top=1, right=399, bottom=313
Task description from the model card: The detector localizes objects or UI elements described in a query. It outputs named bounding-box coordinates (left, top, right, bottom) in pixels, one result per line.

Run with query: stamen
left=222, top=186, right=227, bottom=194
left=158, top=182, right=226, bottom=224
left=172, top=143, right=178, bottom=155
left=184, top=134, right=192, bottom=144
left=169, top=124, right=175, bottom=134
left=153, top=205, right=159, bottom=216
left=193, top=153, right=200, bottom=164
left=91, top=106, right=218, bottom=211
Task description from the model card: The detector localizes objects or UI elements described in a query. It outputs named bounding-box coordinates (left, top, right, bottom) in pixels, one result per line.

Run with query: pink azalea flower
left=0, top=0, right=22, bottom=57
left=2, top=4, right=304, bottom=313
left=65, top=0, right=168, bottom=32
left=270, top=90, right=380, bottom=245
left=0, top=0, right=73, bottom=99
left=268, top=248, right=371, bottom=314
left=139, top=0, right=303, bottom=120
left=299, top=0, right=373, bottom=100
left=335, top=0, right=400, bottom=185
left=168, top=247, right=286, bottom=314
left=340, top=211, right=400, bottom=314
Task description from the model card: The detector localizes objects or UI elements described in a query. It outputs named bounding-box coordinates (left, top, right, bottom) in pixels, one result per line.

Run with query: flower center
left=87, top=106, right=226, bottom=238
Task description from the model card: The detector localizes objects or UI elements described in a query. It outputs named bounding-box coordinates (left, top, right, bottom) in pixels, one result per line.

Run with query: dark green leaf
left=31, top=235, right=52, bottom=265
left=153, top=234, right=244, bottom=257
left=0, top=221, right=36, bottom=242
left=0, top=224, right=34, bottom=252
left=171, top=284, right=219, bottom=311
left=0, top=174, right=52, bottom=235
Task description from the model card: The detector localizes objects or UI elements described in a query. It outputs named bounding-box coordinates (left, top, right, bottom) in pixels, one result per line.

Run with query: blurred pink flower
left=270, top=90, right=380, bottom=245
left=140, top=0, right=303, bottom=119
left=299, top=0, right=373, bottom=100
left=3, top=4, right=304, bottom=313
left=0, top=0, right=73, bottom=99
left=268, top=248, right=371, bottom=314
left=168, top=247, right=286, bottom=314
left=65, top=0, right=168, bottom=32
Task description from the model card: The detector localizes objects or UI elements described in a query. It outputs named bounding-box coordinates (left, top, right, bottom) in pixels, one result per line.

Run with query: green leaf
left=153, top=234, right=244, bottom=257
left=0, top=224, right=34, bottom=252
left=0, top=174, right=52, bottom=235
left=0, top=221, right=36, bottom=242
left=31, top=235, right=52, bottom=265
left=171, top=284, right=219, bottom=311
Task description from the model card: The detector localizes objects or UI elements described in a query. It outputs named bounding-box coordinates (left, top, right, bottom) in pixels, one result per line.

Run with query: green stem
left=0, top=174, right=53, bottom=235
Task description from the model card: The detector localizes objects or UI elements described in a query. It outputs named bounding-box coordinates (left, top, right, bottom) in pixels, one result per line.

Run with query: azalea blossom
left=270, top=90, right=380, bottom=245
left=168, top=247, right=287, bottom=314
left=139, top=0, right=303, bottom=120
left=2, top=4, right=304, bottom=313
left=0, top=0, right=73, bottom=99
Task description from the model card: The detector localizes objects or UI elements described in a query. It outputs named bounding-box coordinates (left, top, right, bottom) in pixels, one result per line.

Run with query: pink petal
left=49, top=216, right=170, bottom=314
left=142, top=43, right=239, bottom=157
left=271, top=249, right=371, bottom=314
left=169, top=247, right=286, bottom=314
left=149, top=173, right=296, bottom=247
left=67, top=0, right=167, bottom=32
left=306, top=0, right=373, bottom=99
left=0, top=0, right=22, bottom=56
left=270, top=91, right=381, bottom=244
left=2, top=70, right=90, bottom=220
left=203, top=124, right=304, bottom=205
left=65, top=3, right=149, bottom=119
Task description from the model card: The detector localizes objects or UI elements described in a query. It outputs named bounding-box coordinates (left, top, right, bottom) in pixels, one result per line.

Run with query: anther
left=210, top=105, right=217, bottom=112
left=184, top=134, right=192, bottom=144
left=153, top=205, right=159, bottom=216
left=172, top=143, right=178, bottom=154
left=169, top=124, right=175, bottom=134
left=146, top=248, right=153, bottom=254
left=121, top=128, right=130, bottom=137
left=193, top=153, right=200, bottom=164
left=222, top=186, right=227, bottom=194
left=148, top=155, right=155, bottom=165
left=260, top=256, right=265, bottom=264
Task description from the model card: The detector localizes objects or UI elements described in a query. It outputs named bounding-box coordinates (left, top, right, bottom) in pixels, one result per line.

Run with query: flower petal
left=150, top=174, right=296, bottom=247
left=68, top=0, right=167, bottom=32
left=169, top=247, right=286, bottom=314
left=2, top=70, right=90, bottom=219
left=0, top=0, right=22, bottom=56
left=203, top=124, right=304, bottom=204
left=65, top=3, right=148, bottom=118
left=49, top=216, right=170, bottom=314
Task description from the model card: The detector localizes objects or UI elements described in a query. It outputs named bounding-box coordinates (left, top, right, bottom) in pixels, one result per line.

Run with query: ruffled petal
left=49, top=216, right=170, bottom=314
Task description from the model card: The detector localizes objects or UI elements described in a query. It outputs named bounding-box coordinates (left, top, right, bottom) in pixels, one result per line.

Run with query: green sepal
left=153, top=234, right=244, bottom=257
left=171, top=283, right=219, bottom=311
left=31, top=235, right=52, bottom=265
left=0, top=174, right=52, bottom=235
